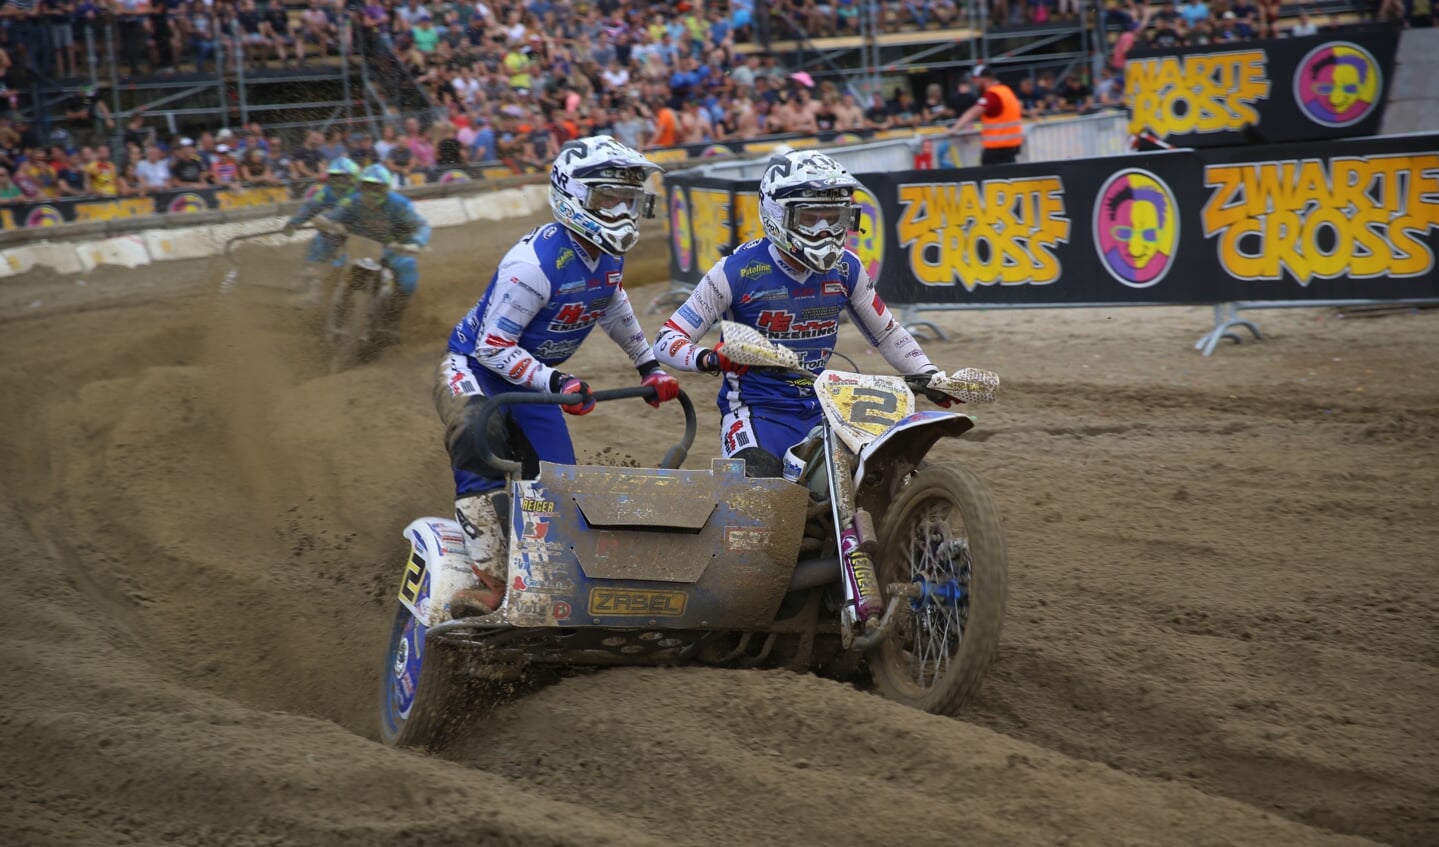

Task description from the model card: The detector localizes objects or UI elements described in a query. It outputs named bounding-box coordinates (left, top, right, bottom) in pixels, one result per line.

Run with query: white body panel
left=400, top=517, right=485, bottom=626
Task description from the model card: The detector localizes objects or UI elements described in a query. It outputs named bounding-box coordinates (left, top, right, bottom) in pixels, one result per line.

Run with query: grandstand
left=0, top=0, right=1412, bottom=208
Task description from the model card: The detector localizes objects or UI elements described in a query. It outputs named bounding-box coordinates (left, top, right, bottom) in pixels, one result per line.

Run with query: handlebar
left=223, top=228, right=290, bottom=266
left=468, top=385, right=697, bottom=477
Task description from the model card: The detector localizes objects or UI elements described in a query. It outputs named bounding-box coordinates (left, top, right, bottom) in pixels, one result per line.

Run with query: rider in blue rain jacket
left=311, top=163, right=431, bottom=326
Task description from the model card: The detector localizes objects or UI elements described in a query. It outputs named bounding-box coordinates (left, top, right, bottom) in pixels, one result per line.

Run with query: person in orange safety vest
left=949, top=64, right=1024, bottom=166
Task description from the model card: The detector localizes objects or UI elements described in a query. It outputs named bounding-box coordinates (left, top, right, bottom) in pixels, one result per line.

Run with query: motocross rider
left=435, top=135, right=681, bottom=615
left=653, top=149, right=962, bottom=477
left=312, top=163, right=431, bottom=332
left=286, top=157, right=359, bottom=300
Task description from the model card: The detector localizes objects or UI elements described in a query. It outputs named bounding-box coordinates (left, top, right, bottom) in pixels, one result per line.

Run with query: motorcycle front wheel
left=326, top=269, right=378, bottom=373
left=870, top=464, right=1007, bottom=716
left=377, top=600, right=470, bottom=749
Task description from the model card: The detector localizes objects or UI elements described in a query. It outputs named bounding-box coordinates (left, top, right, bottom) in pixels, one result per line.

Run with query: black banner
left=0, top=162, right=519, bottom=230
left=1126, top=24, right=1401, bottom=148
left=663, top=132, right=1439, bottom=307
left=0, top=186, right=293, bottom=230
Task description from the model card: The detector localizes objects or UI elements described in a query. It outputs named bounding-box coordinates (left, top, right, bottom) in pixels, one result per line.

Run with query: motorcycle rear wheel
left=377, top=600, right=471, bottom=749
left=870, top=464, right=1007, bottom=716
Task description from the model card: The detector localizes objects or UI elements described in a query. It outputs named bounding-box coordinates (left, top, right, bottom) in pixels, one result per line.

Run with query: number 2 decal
left=850, top=388, right=899, bottom=425
left=398, top=546, right=426, bottom=606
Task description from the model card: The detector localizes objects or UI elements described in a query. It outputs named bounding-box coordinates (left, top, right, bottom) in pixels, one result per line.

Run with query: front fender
left=398, top=517, right=482, bottom=626
left=854, top=411, right=975, bottom=490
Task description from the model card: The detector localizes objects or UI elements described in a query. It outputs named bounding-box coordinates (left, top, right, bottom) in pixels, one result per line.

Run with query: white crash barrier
left=145, top=226, right=218, bottom=261
left=414, top=197, right=468, bottom=227
left=0, top=244, right=37, bottom=278
left=24, top=241, right=86, bottom=275
left=463, top=187, right=532, bottom=221
left=521, top=183, right=548, bottom=212
left=75, top=235, right=152, bottom=271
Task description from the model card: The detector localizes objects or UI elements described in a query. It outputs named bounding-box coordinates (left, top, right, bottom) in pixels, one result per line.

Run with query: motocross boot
left=451, top=492, right=507, bottom=617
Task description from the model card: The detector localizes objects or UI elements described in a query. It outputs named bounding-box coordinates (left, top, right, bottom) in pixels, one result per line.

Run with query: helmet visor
left=583, top=183, right=656, bottom=220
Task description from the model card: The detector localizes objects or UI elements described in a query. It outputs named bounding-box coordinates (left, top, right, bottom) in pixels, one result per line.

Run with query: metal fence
left=929, top=109, right=1131, bottom=169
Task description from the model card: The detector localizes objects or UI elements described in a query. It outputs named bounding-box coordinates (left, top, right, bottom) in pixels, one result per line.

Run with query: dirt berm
left=0, top=213, right=1434, bottom=846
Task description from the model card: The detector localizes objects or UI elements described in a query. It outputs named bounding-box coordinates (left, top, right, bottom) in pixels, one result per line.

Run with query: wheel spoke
left=898, top=504, right=972, bottom=692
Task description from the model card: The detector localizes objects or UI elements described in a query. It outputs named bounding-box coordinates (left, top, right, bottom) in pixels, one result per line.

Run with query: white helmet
left=759, top=150, right=861, bottom=272
left=550, top=135, right=662, bottom=255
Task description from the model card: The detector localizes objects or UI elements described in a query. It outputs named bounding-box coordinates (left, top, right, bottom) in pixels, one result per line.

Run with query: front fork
left=823, top=428, right=886, bottom=643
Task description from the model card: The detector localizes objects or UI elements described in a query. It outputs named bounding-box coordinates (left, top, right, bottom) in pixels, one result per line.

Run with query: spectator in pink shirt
left=403, top=117, right=436, bottom=167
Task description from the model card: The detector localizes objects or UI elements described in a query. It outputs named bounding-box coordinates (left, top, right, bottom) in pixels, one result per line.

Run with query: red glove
left=641, top=369, right=680, bottom=408
left=557, top=375, right=594, bottom=416
left=699, top=342, right=748, bottom=376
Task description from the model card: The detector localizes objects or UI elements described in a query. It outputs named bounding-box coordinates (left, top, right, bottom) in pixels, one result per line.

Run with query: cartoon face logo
left=439, top=169, right=471, bottom=184
left=700, top=144, right=733, bottom=158
left=168, top=192, right=207, bottom=214
left=1093, top=169, right=1179, bottom=289
left=670, top=187, right=693, bottom=272
left=834, top=133, right=863, bottom=145
left=1295, top=42, right=1382, bottom=128
left=25, top=205, right=64, bottom=227
left=846, top=185, right=883, bottom=283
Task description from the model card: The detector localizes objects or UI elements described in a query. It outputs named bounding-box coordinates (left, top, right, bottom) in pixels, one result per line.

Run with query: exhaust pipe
left=788, top=557, right=840, bottom=592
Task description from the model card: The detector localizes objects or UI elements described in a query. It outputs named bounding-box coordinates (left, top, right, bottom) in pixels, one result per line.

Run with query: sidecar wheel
left=377, top=600, right=471, bottom=749
left=870, top=465, right=1007, bottom=716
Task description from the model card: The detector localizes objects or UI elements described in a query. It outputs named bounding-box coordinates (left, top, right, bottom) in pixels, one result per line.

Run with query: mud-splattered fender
left=853, top=412, right=975, bottom=490
left=398, top=517, right=484, bottom=626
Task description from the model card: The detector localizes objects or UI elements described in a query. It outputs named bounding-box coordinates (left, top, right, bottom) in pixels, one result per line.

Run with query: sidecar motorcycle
left=379, top=325, right=1008, bottom=748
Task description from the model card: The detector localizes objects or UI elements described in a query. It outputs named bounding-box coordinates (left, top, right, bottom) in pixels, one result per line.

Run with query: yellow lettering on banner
left=895, top=178, right=1071, bottom=290
left=743, top=137, right=820, bottom=155
left=72, top=197, right=157, bottom=222
left=732, top=191, right=764, bottom=245
left=1127, top=50, right=1271, bottom=137
left=689, top=187, right=732, bottom=271
left=216, top=187, right=290, bottom=211
left=1201, top=153, right=1439, bottom=283
left=648, top=148, right=691, bottom=166
left=0, top=209, right=14, bottom=230
left=481, top=167, right=514, bottom=180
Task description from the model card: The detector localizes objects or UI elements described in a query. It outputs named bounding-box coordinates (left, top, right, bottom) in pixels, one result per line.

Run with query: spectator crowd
left=0, top=0, right=1402, bottom=206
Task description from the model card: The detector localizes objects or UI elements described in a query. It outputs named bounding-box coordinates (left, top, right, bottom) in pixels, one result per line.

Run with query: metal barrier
left=930, top=110, right=1131, bottom=168
left=1022, top=111, right=1132, bottom=162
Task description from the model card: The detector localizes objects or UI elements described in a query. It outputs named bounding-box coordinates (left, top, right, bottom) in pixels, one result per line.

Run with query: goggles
left=1111, top=225, right=1158, bottom=244
left=582, top=182, right=656, bottom=220
left=787, top=202, right=859, bottom=239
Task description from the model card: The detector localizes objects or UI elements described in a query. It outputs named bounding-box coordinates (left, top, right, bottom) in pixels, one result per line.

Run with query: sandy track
left=0, top=213, right=1434, bottom=846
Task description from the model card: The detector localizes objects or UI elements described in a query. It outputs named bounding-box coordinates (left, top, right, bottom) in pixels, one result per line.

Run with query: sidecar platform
left=500, top=457, right=808, bottom=630
left=416, top=457, right=820, bottom=668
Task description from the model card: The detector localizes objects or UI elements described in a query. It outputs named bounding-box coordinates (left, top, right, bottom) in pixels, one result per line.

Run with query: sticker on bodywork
left=588, top=588, right=689, bottom=616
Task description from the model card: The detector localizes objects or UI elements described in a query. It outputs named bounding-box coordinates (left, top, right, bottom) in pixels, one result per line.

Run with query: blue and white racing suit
left=311, top=192, right=431, bottom=295
left=439, top=222, right=657, bottom=496
left=653, top=238, right=935, bottom=462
